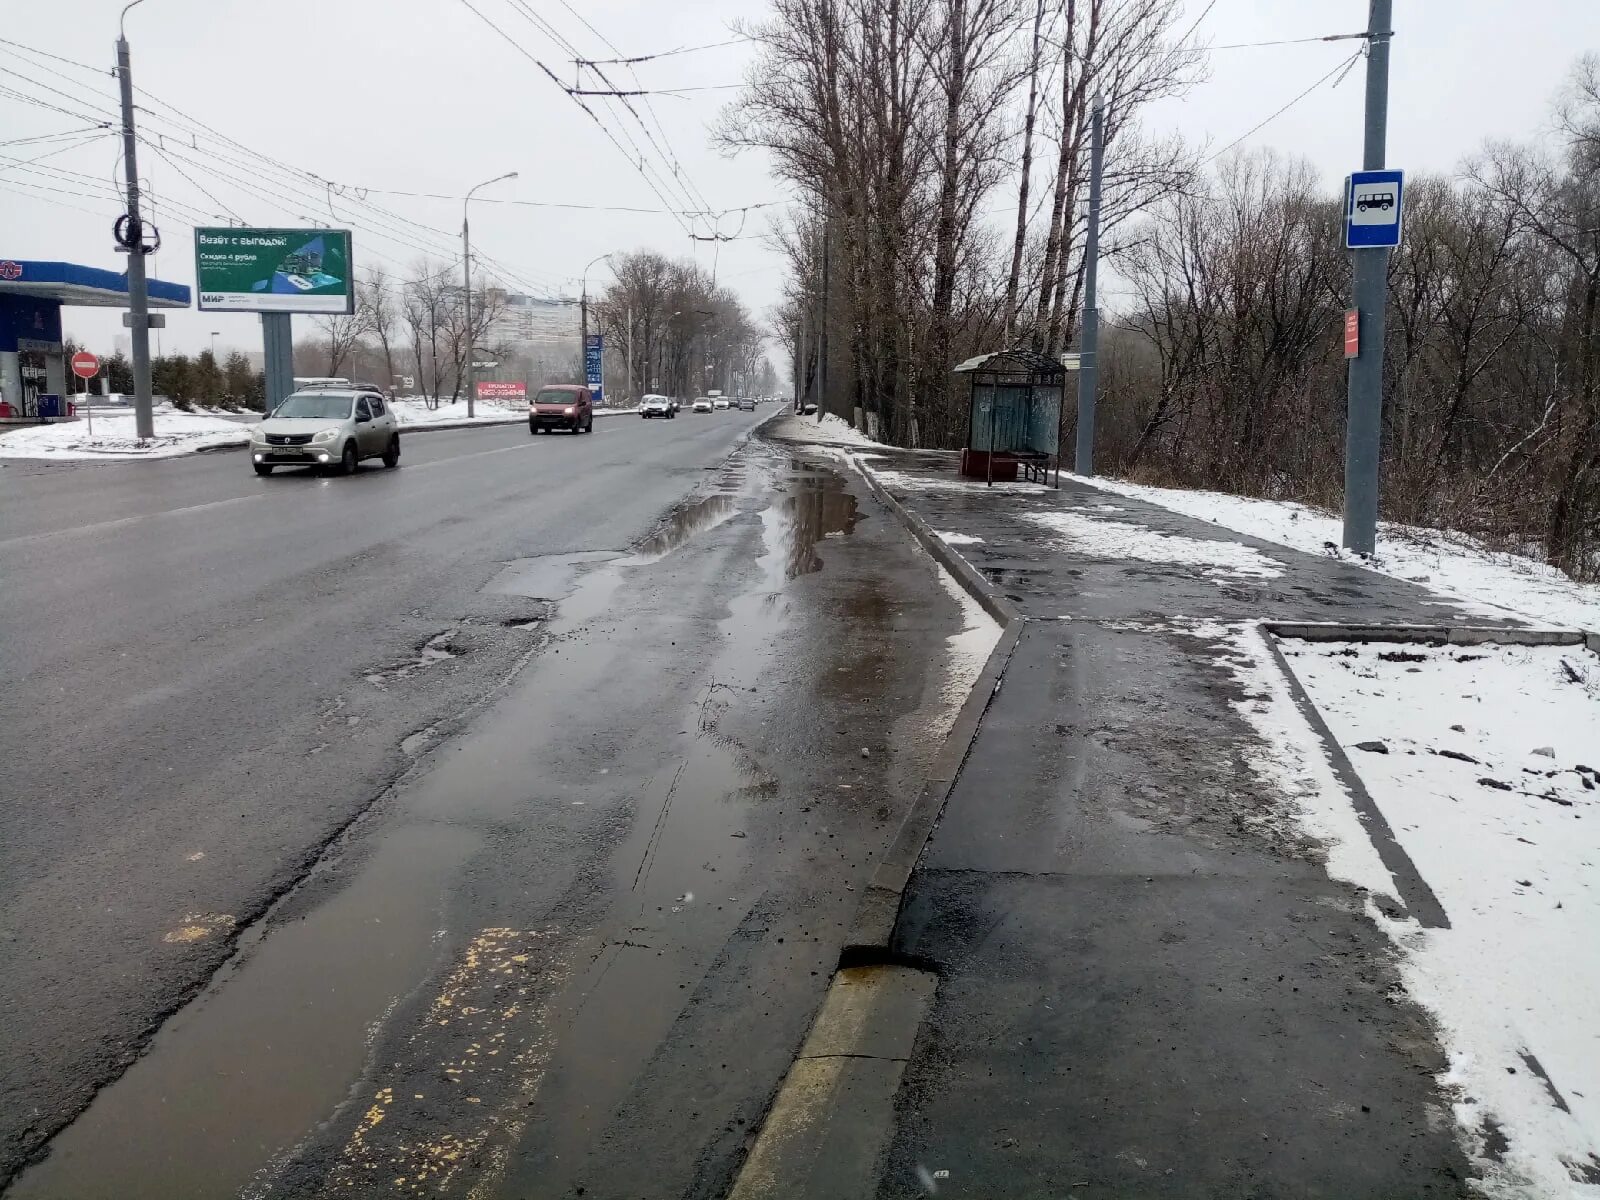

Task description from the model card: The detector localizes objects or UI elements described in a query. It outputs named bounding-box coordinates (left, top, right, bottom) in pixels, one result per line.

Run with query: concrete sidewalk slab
left=854, top=451, right=1483, bottom=1198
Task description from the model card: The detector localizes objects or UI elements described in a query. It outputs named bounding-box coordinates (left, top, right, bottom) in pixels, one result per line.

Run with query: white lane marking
left=0, top=494, right=264, bottom=551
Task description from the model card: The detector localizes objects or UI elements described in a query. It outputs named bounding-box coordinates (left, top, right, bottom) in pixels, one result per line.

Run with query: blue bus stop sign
left=1346, top=169, right=1404, bottom=248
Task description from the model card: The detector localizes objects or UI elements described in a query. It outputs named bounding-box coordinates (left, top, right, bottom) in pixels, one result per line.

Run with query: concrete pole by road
left=1341, top=0, right=1394, bottom=555
left=462, top=172, right=518, bottom=419
left=1074, top=91, right=1104, bottom=477
left=115, top=1, right=154, bottom=441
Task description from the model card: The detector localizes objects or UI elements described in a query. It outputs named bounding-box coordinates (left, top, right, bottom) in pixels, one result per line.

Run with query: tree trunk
left=1004, top=0, right=1047, bottom=343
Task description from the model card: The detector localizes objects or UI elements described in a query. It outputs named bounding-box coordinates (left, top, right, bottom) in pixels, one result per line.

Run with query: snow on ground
left=1079, top=474, right=1600, bottom=632
left=1224, top=628, right=1600, bottom=1198
left=812, top=412, right=893, bottom=448
left=927, top=544, right=1003, bottom=719
left=0, top=406, right=249, bottom=460
left=859, top=460, right=1050, bottom=498
left=1020, top=508, right=1285, bottom=580
left=389, top=397, right=525, bottom=427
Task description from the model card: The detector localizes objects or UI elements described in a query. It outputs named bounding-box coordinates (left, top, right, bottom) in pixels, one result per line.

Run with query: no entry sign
left=71, top=351, right=100, bottom=379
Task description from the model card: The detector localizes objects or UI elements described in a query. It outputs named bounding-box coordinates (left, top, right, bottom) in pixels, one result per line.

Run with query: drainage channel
left=7, top=446, right=868, bottom=1200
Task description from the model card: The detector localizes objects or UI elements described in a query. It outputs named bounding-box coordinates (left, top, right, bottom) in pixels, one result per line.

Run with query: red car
left=529, top=384, right=594, bottom=434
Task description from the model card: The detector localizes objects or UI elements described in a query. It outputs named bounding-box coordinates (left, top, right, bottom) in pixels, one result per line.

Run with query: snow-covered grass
left=1019, top=507, right=1285, bottom=580
left=1079, top=475, right=1600, bottom=632
left=0, top=405, right=249, bottom=460
left=389, top=396, right=525, bottom=427
left=1226, top=628, right=1600, bottom=1198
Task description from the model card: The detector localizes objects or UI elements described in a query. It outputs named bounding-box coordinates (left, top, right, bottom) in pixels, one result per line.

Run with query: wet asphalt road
left=0, top=413, right=969, bottom=1197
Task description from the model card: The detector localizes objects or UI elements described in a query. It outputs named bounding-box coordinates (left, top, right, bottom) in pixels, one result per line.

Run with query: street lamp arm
left=119, top=0, right=147, bottom=38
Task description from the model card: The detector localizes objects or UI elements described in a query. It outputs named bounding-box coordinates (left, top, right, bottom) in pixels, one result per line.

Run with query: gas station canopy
left=0, top=258, right=191, bottom=420
left=0, top=259, right=191, bottom=309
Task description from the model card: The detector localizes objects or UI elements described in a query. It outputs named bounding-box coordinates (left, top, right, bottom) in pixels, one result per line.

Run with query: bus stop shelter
left=0, top=258, right=190, bottom=421
left=955, top=348, right=1070, bottom=486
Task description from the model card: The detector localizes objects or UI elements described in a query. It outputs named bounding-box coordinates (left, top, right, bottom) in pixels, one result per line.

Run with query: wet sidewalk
left=854, top=451, right=1479, bottom=1199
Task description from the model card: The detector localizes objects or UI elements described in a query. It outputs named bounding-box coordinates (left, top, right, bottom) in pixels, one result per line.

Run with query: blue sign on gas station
left=584, top=333, right=603, bottom=405
left=1345, top=169, right=1405, bottom=248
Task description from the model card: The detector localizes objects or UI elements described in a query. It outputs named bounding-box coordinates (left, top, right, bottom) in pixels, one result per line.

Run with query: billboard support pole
left=262, top=314, right=293, bottom=415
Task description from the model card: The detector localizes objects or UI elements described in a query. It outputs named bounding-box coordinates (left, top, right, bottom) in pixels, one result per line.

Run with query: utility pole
left=461, top=220, right=474, bottom=416
left=463, top=171, right=517, bottom=418
left=624, top=304, right=634, bottom=403
left=1074, top=91, right=1104, bottom=476
left=816, top=219, right=830, bottom=423
left=1342, top=0, right=1394, bottom=555
left=115, top=3, right=154, bottom=441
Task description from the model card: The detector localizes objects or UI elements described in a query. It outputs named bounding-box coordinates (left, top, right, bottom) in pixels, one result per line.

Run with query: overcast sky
left=5, top=0, right=1597, bottom=359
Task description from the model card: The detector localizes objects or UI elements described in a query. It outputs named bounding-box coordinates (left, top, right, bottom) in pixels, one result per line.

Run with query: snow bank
left=1021, top=508, right=1285, bottom=580
left=1226, top=628, right=1600, bottom=1197
left=389, top=397, right=525, bottom=427
left=0, top=406, right=249, bottom=460
left=1079, top=475, right=1600, bottom=632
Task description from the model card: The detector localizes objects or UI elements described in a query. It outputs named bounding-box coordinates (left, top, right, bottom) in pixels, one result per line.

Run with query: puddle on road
left=10, top=823, right=482, bottom=1200
left=11, top=447, right=867, bottom=1200
left=777, top=472, right=859, bottom=579
left=632, top=493, right=738, bottom=562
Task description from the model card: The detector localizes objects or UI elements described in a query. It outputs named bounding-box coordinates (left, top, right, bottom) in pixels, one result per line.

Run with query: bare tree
left=358, top=266, right=399, bottom=393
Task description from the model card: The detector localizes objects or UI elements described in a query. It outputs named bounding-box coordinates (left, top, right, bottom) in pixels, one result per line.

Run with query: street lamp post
left=580, top=252, right=612, bottom=403
left=462, top=171, right=518, bottom=418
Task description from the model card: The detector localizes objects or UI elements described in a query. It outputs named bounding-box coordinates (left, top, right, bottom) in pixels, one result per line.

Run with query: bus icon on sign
left=1355, top=191, right=1394, bottom=213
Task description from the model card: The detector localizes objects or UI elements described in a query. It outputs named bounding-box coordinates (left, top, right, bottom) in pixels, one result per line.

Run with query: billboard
left=476, top=380, right=527, bottom=402
left=584, top=333, right=603, bottom=404
left=195, top=228, right=354, bottom=314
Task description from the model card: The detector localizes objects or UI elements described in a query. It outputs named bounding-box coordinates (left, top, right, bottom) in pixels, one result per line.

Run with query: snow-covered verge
left=389, top=397, right=524, bottom=427
left=0, top=400, right=644, bottom=460
left=1078, top=475, right=1599, bottom=633
left=1224, top=627, right=1600, bottom=1198
left=1019, top=506, right=1286, bottom=580
left=0, top=405, right=249, bottom=460
left=769, top=411, right=895, bottom=449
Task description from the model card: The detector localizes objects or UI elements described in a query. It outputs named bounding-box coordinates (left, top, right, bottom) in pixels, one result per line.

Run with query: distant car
left=737, top=396, right=756, bottom=412
left=251, top=387, right=399, bottom=476
left=714, top=398, right=730, bottom=410
left=529, top=384, right=594, bottom=434
left=692, top=397, right=715, bottom=413
left=640, top=394, right=675, bottom=419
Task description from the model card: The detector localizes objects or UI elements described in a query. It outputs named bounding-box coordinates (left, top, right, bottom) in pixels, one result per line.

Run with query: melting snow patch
left=1019, top=509, right=1284, bottom=580
left=1073, top=474, right=1600, bottom=630
left=1223, top=626, right=1600, bottom=1197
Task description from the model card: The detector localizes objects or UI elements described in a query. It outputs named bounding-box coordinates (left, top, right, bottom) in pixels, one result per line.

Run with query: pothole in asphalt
left=364, top=631, right=464, bottom=688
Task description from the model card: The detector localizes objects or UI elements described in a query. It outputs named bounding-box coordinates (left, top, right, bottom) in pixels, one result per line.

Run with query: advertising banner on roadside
left=584, top=333, right=603, bottom=404
left=194, top=228, right=354, bottom=314
left=475, top=380, right=527, bottom=402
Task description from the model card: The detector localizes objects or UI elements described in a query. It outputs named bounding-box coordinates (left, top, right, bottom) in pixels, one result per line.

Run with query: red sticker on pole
left=71, top=351, right=100, bottom=379
left=1342, top=309, right=1359, bottom=359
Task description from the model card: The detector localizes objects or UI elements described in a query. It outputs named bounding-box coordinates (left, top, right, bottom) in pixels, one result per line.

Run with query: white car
left=251, top=387, right=399, bottom=475
left=692, top=397, right=715, bottom=413
left=713, top=398, right=730, bottom=410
